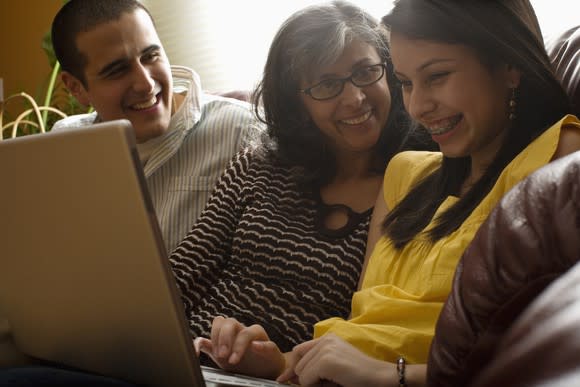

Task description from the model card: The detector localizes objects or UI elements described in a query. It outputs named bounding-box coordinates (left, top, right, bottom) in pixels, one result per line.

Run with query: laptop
left=0, top=120, right=289, bottom=387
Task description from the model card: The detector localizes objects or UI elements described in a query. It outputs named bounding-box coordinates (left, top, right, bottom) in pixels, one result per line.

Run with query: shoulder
left=197, top=94, right=265, bottom=144
left=384, top=151, right=442, bottom=208
left=198, top=94, right=261, bottom=134
left=201, top=93, right=254, bottom=117
left=554, top=115, right=580, bottom=159
left=386, top=151, right=442, bottom=180
left=496, top=115, right=580, bottom=198
left=226, top=145, right=276, bottom=174
left=50, top=112, right=97, bottom=131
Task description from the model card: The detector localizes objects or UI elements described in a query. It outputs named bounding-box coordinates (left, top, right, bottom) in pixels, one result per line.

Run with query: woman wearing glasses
left=169, top=0, right=417, bottom=374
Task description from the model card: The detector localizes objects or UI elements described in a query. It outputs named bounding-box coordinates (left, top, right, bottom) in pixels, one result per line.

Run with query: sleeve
left=313, top=290, right=440, bottom=363
left=383, top=151, right=442, bottom=210
left=169, top=147, right=255, bottom=312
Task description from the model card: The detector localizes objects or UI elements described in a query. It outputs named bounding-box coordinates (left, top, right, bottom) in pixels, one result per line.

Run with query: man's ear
left=61, top=71, right=91, bottom=107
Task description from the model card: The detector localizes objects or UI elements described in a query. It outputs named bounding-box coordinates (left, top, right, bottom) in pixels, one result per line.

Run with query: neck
left=333, top=149, right=376, bottom=182
left=460, top=158, right=490, bottom=196
left=318, top=149, right=381, bottom=212
left=462, top=126, right=510, bottom=196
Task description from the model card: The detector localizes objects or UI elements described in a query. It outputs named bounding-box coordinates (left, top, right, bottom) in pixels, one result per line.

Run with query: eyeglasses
left=300, top=63, right=386, bottom=101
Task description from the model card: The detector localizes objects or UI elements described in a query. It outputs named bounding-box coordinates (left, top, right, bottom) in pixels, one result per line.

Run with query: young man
left=0, top=1, right=259, bottom=385
left=51, top=0, right=261, bottom=253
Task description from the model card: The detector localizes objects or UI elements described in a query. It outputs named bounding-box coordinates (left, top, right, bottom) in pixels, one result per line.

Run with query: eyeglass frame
left=299, top=63, right=387, bottom=101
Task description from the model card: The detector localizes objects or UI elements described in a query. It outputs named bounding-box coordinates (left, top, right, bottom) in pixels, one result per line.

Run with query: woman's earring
left=508, top=88, right=517, bottom=121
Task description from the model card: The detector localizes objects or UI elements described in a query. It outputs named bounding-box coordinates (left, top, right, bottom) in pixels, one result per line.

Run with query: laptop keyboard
left=201, top=366, right=291, bottom=386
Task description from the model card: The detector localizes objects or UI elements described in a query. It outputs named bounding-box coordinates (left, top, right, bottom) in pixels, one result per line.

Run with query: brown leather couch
left=471, top=257, right=580, bottom=387
left=546, top=25, right=580, bottom=117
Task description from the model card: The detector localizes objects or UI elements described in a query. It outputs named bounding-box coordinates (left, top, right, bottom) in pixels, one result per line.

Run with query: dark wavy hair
left=252, top=0, right=410, bottom=189
left=381, top=0, right=571, bottom=248
left=51, top=0, right=153, bottom=87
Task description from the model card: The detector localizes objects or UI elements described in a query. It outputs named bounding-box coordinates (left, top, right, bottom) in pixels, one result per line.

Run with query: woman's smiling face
left=390, top=31, right=521, bottom=164
left=299, top=39, right=391, bottom=156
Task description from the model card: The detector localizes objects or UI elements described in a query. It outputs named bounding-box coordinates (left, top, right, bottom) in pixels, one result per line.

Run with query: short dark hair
left=381, top=0, right=571, bottom=247
left=252, top=0, right=410, bottom=189
left=51, top=0, right=154, bottom=86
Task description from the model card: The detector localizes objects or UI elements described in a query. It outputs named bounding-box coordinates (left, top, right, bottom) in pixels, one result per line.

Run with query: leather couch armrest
left=470, top=260, right=580, bottom=387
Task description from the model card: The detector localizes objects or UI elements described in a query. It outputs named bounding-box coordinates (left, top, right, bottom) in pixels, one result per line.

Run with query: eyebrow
left=97, top=44, right=162, bottom=77
left=316, top=57, right=379, bottom=80
left=394, top=58, right=455, bottom=78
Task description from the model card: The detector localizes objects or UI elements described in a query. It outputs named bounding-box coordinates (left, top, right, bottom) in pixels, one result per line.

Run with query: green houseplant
left=0, top=0, right=90, bottom=139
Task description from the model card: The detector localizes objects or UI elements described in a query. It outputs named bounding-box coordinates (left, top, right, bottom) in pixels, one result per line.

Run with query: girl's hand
left=290, top=334, right=394, bottom=387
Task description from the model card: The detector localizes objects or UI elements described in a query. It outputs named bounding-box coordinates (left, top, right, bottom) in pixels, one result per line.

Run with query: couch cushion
left=470, top=259, right=580, bottom=387
left=546, top=26, right=580, bottom=117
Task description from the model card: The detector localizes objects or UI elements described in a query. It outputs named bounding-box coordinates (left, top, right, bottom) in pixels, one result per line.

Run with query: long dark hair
left=252, top=0, right=410, bottom=189
left=381, top=0, right=571, bottom=248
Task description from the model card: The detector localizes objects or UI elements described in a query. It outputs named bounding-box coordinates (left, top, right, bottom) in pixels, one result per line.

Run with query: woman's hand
left=287, top=334, right=394, bottom=387
left=193, top=316, right=286, bottom=380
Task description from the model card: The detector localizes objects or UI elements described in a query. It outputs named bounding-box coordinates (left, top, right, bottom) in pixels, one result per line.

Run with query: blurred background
left=0, top=0, right=576, bottom=115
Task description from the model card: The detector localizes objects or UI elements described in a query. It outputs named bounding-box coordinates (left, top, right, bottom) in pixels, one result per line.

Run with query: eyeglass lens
left=308, top=64, right=385, bottom=100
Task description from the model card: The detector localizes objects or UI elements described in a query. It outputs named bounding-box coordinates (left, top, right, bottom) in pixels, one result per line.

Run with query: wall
left=142, top=0, right=395, bottom=92
left=0, top=1, right=63, bottom=100
left=143, top=0, right=577, bottom=93
left=0, top=0, right=575, bottom=98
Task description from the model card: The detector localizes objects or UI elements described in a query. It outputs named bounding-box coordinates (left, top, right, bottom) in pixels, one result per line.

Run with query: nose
left=405, top=85, right=436, bottom=120
left=132, top=63, right=155, bottom=94
left=339, top=80, right=365, bottom=107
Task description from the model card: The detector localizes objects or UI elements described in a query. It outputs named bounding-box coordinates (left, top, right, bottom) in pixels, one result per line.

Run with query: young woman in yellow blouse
left=194, top=1, right=580, bottom=385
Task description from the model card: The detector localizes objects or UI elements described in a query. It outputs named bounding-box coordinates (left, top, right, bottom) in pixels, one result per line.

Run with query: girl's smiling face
left=390, top=31, right=521, bottom=166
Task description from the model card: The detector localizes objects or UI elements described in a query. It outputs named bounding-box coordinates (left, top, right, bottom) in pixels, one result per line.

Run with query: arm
left=169, top=149, right=252, bottom=313
left=357, top=183, right=390, bottom=290
left=552, top=122, right=580, bottom=159
left=282, top=334, right=426, bottom=387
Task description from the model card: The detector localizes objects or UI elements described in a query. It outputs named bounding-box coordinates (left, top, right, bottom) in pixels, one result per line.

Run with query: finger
left=251, top=340, right=279, bottom=352
left=276, top=364, right=296, bottom=383
left=294, top=339, right=324, bottom=375
left=276, top=346, right=301, bottom=383
left=209, top=316, right=226, bottom=358
left=293, top=337, right=321, bottom=356
left=193, top=337, right=213, bottom=356
left=212, top=316, right=243, bottom=360
left=294, top=350, right=326, bottom=387
left=229, top=324, right=270, bottom=364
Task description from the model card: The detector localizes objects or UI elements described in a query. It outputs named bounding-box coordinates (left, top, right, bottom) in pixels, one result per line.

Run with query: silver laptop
left=0, top=120, right=287, bottom=387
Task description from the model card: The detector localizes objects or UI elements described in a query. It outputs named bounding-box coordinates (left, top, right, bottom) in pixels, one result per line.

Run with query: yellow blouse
left=314, top=115, right=579, bottom=363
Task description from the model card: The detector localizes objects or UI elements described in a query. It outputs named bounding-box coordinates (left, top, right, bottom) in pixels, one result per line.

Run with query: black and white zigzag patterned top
left=170, top=146, right=371, bottom=352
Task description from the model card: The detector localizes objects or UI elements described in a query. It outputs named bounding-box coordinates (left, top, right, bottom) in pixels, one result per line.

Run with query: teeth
left=132, top=96, right=157, bottom=110
left=427, top=115, right=461, bottom=135
left=342, top=111, right=372, bottom=125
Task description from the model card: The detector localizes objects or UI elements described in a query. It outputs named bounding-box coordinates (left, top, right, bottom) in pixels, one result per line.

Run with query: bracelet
left=396, top=356, right=407, bottom=387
